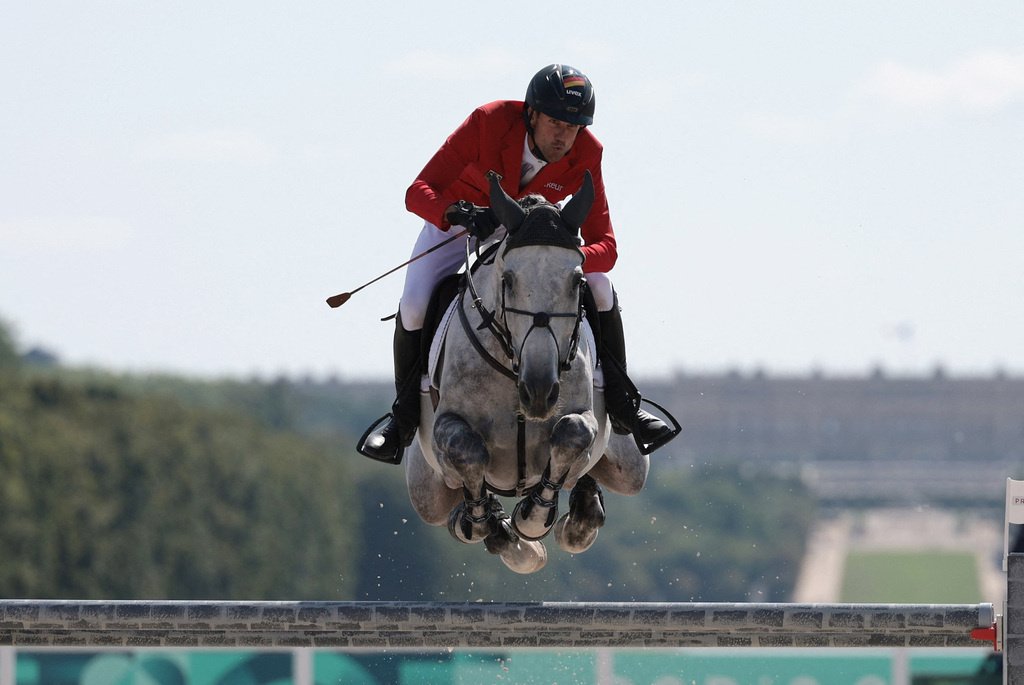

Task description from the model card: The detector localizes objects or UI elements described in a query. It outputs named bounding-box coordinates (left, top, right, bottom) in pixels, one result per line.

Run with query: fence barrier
left=0, top=600, right=995, bottom=649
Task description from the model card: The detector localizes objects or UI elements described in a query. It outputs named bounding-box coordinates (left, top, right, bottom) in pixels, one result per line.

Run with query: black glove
left=446, top=201, right=500, bottom=241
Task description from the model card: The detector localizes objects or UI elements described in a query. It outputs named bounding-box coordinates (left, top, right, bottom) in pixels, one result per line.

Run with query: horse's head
left=486, top=172, right=594, bottom=419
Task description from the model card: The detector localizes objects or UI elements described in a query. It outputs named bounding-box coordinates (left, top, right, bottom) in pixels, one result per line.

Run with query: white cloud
left=136, top=129, right=274, bottom=163
left=855, top=50, right=1024, bottom=111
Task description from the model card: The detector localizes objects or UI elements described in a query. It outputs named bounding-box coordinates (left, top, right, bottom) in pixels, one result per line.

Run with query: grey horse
left=405, top=171, right=649, bottom=573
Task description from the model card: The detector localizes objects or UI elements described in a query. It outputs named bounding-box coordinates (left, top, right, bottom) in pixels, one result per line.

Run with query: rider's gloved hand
left=445, top=201, right=500, bottom=241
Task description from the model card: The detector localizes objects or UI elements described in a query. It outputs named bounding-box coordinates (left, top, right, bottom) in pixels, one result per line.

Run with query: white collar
left=520, top=134, right=547, bottom=185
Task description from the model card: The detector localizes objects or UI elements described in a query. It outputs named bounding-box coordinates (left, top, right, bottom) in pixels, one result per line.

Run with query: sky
left=2, top=2, right=1022, bottom=381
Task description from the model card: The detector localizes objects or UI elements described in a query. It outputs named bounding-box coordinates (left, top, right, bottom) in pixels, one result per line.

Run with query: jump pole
left=0, top=600, right=995, bottom=649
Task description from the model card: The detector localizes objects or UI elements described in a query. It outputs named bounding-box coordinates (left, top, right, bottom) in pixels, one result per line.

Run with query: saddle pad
left=424, top=297, right=460, bottom=391
left=585, top=320, right=603, bottom=388
left=424, top=299, right=603, bottom=391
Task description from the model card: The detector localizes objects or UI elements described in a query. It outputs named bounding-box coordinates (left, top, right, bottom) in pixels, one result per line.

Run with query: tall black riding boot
left=357, top=317, right=422, bottom=465
left=598, top=303, right=677, bottom=454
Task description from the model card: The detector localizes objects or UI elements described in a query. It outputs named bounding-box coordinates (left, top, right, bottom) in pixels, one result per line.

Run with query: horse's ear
left=560, top=170, right=594, bottom=231
left=488, top=170, right=525, bottom=233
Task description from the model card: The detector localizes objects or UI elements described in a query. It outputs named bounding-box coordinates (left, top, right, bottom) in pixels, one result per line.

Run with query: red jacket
left=406, top=100, right=617, bottom=273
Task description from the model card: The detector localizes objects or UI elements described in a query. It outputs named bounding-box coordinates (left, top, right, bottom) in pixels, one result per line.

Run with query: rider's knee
left=585, top=272, right=615, bottom=312
left=397, top=305, right=426, bottom=332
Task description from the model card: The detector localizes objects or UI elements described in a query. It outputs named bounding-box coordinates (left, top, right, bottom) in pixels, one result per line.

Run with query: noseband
left=502, top=295, right=584, bottom=376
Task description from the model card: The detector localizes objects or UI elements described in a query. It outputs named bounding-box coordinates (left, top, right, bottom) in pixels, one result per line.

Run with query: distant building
left=648, top=372, right=1024, bottom=506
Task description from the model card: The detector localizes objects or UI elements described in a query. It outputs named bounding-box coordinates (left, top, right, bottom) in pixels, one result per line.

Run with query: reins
left=461, top=240, right=516, bottom=376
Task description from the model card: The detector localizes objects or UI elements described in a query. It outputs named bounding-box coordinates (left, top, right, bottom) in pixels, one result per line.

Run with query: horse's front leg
left=554, top=433, right=649, bottom=554
left=435, top=411, right=548, bottom=574
left=433, top=411, right=494, bottom=544
left=512, top=410, right=598, bottom=540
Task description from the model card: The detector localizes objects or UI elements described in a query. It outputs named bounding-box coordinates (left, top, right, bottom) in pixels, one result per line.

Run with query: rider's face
left=528, top=109, right=582, bottom=163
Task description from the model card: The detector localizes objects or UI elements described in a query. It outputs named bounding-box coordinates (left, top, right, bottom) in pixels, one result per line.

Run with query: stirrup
left=356, top=413, right=407, bottom=465
left=632, top=398, right=682, bottom=455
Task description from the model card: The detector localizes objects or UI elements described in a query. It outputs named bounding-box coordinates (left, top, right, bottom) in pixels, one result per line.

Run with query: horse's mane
left=518, top=194, right=549, bottom=209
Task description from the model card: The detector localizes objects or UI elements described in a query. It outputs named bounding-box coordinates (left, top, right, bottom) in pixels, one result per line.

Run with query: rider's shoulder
left=458, top=101, right=526, bottom=138
left=470, top=100, right=525, bottom=119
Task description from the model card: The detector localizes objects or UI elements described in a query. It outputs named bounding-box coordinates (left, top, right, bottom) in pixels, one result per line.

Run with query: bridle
left=459, top=237, right=585, bottom=383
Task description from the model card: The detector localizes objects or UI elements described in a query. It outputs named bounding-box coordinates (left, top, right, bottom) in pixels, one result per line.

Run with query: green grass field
left=840, top=550, right=982, bottom=603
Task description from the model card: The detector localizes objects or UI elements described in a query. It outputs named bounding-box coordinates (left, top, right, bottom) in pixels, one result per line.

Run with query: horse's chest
left=485, top=420, right=554, bottom=457
left=458, top=411, right=559, bottom=476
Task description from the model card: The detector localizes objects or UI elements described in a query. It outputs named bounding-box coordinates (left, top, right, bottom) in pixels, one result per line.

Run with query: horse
left=404, top=170, right=650, bottom=573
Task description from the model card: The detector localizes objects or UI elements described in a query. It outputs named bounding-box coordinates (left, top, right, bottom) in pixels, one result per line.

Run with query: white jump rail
left=0, top=600, right=995, bottom=649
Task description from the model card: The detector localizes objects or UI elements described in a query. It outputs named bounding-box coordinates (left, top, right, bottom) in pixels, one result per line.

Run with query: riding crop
left=326, top=229, right=469, bottom=308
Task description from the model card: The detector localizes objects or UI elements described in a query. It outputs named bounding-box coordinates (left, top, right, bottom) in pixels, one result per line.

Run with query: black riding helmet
left=524, top=64, right=595, bottom=127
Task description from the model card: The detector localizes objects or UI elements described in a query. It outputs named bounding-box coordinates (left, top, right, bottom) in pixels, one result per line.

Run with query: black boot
left=357, top=317, right=422, bottom=464
left=598, top=302, right=678, bottom=454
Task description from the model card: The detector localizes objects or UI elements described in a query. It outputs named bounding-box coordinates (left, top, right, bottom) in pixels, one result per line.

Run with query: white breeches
left=399, top=221, right=615, bottom=331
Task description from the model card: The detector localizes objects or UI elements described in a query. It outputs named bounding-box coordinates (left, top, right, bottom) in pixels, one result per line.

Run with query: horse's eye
left=502, top=274, right=514, bottom=292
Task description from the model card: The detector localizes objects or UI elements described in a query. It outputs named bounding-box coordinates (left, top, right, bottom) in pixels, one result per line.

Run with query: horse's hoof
left=554, top=512, right=600, bottom=553
left=499, top=538, right=548, bottom=574
left=554, top=475, right=605, bottom=553
left=483, top=517, right=548, bottom=573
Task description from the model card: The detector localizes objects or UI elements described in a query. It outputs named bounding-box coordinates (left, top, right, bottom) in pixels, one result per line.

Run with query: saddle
left=420, top=272, right=462, bottom=368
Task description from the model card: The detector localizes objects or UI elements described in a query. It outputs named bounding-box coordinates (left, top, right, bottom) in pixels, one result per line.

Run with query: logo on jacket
left=544, top=182, right=564, bottom=192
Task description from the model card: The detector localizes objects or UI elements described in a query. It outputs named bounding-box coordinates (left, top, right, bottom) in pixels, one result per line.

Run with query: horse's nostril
left=547, top=382, right=560, bottom=407
left=518, top=381, right=559, bottom=416
left=519, top=383, right=532, bottom=408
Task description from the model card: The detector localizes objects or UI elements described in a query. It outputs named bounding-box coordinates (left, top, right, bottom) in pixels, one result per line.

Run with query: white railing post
left=0, top=646, right=14, bottom=685
left=1003, top=478, right=1022, bottom=685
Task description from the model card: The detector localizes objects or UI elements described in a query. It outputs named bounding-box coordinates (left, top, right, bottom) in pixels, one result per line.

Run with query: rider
left=358, top=63, right=676, bottom=463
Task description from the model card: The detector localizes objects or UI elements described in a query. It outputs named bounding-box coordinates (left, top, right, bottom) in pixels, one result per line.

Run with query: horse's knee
left=434, top=412, right=489, bottom=480
left=411, top=499, right=453, bottom=526
left=550, top=412, right=597, bottom=455
left=590, top=446, right=648, bottom=496
left=406, top=446, right=461, bottom=525
left=409, top=483, right=461, bottom=526
left=610, top=469, right=646, bottom=496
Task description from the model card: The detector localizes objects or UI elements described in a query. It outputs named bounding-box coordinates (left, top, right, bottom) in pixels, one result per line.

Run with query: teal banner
left=11, top=649, right=991, bottom=685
